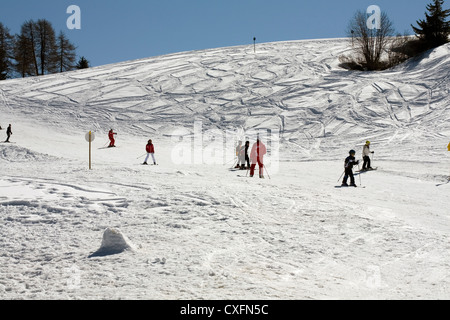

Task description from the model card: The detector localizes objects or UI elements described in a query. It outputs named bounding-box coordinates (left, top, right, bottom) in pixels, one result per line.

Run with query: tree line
left=0, top=19, right=89, bottom=80
left=342, top=0, right=449, bottom=71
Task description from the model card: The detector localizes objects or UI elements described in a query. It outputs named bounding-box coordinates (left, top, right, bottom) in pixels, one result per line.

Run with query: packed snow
left=0, top=38, right=450, bottom=299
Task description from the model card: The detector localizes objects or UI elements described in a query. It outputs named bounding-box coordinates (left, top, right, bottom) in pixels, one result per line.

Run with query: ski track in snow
left=0, top=39, right=450, bottom=299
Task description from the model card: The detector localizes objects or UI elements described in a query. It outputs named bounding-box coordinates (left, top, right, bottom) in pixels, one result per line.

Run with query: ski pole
left=224, top=157, right=236, bottom=166
left=231, top=158, right=239, bottom=169
left=338, top=171, right=345, bottom=183
left=264, top=165, right=271, bottom=180
left=103, top=140, right=109, bottom=147
left=357, top=163, right=362, bottom=186
left=136, top=153, right=147, bottom=159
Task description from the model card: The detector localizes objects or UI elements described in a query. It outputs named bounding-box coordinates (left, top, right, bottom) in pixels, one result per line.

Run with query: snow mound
left=89, top=228, right=137, bottom=257
left=0, top=144, right=57, bottom=163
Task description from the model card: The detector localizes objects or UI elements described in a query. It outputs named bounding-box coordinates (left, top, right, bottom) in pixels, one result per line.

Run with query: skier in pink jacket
left=249, top=137, right=267, bottom=178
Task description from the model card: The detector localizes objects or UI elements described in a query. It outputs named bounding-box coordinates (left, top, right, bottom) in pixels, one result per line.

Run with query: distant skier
left=342, top=150, right=360, bottom=187
left=249, top=137, right=267, bottom=178
left=448, top=142, right=450, bottom=180
left=143, top=139, right=157, bottom=165
left=108, top=129, right=117, bottom=147
left=5, top=124, right=12, bottom=143
left=244, top=141, right=250, bottom=169
left=238, top=142, right=246, bottom=170
left=235, top=141, right=244, bottom=169
left=361, top=141, right=375, bottom=171
left=234, top=141, right=241, bottom=168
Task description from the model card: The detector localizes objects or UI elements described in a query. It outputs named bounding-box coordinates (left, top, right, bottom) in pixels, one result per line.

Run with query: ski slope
left=1, top=38, right=450, bottom=300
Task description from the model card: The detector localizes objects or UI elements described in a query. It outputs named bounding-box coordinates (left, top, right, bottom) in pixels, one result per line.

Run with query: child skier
left=361, top=141, right=375, bottom=171
left=108, top=129, right=117, bottom=148
left=342, top=150, right=360, bottom=187
left=143, top=139, right=157, bottom=165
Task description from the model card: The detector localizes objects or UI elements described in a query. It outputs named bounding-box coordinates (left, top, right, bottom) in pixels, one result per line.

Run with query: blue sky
left=0, top=0, right=442, bottom=67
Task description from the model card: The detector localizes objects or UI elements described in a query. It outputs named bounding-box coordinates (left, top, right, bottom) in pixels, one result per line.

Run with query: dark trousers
left=362, top=156, right=371, bottom=170
left=5, top=134, right=11, bottom=142
left=343, top=168, right=355, bottom=185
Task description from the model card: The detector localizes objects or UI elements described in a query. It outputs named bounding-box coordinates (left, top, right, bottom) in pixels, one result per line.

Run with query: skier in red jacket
left=108, top=129, right=117, bottom=147
left=249, top=137, right=267, bottom=178
left=143, top=139, right=157, bottom=165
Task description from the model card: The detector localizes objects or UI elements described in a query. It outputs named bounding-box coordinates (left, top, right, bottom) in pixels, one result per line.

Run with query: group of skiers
left=3, top=124, right=449, bottom=185
left=234, top=137, right=267, bottom=178
left=341, top=141, right=375, bottom=187
left=107, top=129, right=157, bottom=165
left=108, top=127, right=374, bottom=183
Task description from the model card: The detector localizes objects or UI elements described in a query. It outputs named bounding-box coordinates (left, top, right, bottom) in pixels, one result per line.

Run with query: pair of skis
left=356, top=167, right=378, bottom=173
left=436, top=178, right=450, bottom=187
left=336, top=167, right=378, bottom=188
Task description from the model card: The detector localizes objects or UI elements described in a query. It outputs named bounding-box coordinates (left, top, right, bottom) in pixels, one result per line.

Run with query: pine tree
left=0, top=23, right=14, bottom=80
left=412, top=0, right=450, bottom=49
left=14, top=19, right=59, bottom=77
left=56, top=31, right=76, bottom=73
left=76, top=56, right=90, bottom=69
left=35, top=19, right=58, bottom=75
left=15, top=20, right=39, bottom=76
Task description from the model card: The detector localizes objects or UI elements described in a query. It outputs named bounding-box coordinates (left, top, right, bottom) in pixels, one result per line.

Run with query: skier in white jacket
left=362, top=141, right=374, bottom=171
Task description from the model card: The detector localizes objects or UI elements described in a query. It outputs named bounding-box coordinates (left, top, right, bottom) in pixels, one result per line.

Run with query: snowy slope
left=1, top=39, right=449, bottom=158
left=1, top=39, right=450, bottom=300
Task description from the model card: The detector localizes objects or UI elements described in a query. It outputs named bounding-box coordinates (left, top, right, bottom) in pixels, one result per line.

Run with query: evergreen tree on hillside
left=56, top=31, right=76, bottom=73
left=76, top=56, right=90, bottom=69
left=14, top=19, right=59, bottom=76
left=0, top=22, right=14, bottom=80
left=35, top=19, right=58, bottom=75
left=412, top=0, right=450, bottom=49
left=14, top=20, right=39, bottom=77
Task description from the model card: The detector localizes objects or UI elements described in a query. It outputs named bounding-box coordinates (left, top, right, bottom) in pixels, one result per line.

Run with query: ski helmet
left=349, top=150, right=356, bottom=155
left=366, top=141, right=371, bottom=145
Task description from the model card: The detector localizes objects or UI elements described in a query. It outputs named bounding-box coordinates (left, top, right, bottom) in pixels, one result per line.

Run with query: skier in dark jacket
left=5, top=124, right=12, bottom=142
left=342, top=150, right=359, bottom=187
left=244, top=141, right=250, bottom=169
